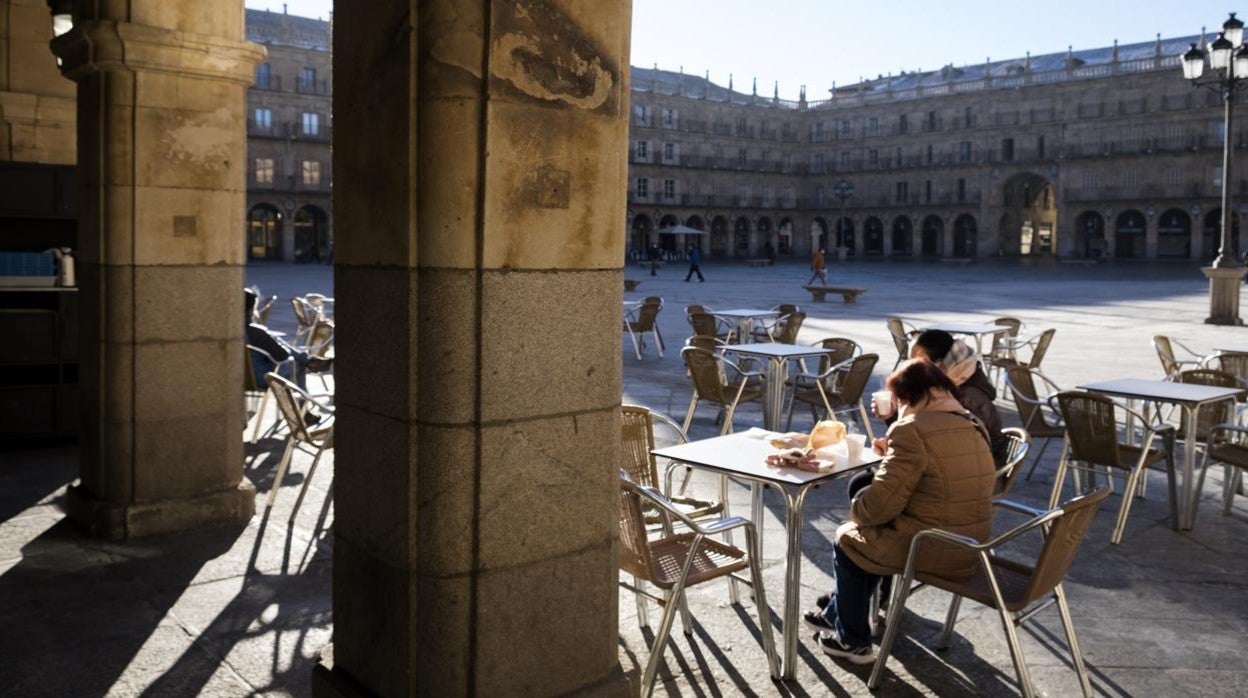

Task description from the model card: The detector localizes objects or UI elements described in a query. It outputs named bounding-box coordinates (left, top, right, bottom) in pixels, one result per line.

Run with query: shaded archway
left=658, top=214, right=679, bottom=254
left=834, top=216, right=855, bottom=256
left=710, top=215, right=729, bottom=256
left=684, top=215, right=706, bottom=253
left=757, top=216, right=774, bottom=258
left=891, top=216, right=913, bottom=256
left=1075, top=211, right=1105, bottom=258
left=247, top=203, right=283, bottom=260
left=734, top=216, right=751, bottom=258
left=920, top=215, right=944, bottom=257
left=294, top=205, right=329, bottom=263
left=1001, top=172, right=1056, bottom=255
left=952, top=214, right=977, bottom=258
left=1114, top=209, right=1146, bottom=258
left=777, top=217, right=794, bottom=256
left=1157, top=209, right=1192, bottom=258
left=811, top=217, right=829, bottom=252
left=630, top=213, right=652, bottom=260
left=863, top=217, right=884, bottom=256
left=1203, top=209, right=1241, bottom=261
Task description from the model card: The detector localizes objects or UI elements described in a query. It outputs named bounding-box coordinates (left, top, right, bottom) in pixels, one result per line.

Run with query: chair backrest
left=643, top=296, right=663, bottom=306
left=620, top=405, right=660, bottom=488
left=617, top=477, right=657, bottom=580
left=833, top=353, right=880, bottom=405
left=1207, top=352, right=1248, bottom=383
left=1178, top=369, right=1242, bottom=440
left=685, top=334, right=723, bottom=354
left=1019, top=486, right=1111, bottom=606
left=291, top=297, right=317, bottom=328
left=265, top=372, right=313, bottom=441
left=773, top=311, right=806, bottom=344
left=1153, top=335, right=1179, bottom=377
left=1004, top=366, right=1060, bottom=435
left=630, top=301, right=661, bottom=332
left=687, top=311, right=719, bottom=337
left=991, top=317, right=1023, bottom=353
left=685, top=304, right=709, bottom=316
left=773, top=303, right=799, bottom=316
left=995, top=426, right=1030, bottom=495
left=1055, top=391, right=1124, bottom=468
left=307, top=318, right=335, bottom=357
left=255, top=295, right=277, bottom=325
left=682, top=346, right=730, bottom=403
left=1028, top=328, right=1056, bottom=368
left=886, top=316, right=910, bottom=357
left=813, top=337, right=860, bottom=374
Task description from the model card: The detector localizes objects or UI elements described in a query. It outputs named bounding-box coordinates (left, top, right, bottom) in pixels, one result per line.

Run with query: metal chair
left=618, top=476, right=779, bottom=697
left=751, top=303, right=800, bottom=342
left=245, top=344, right=296, bottom=444
left=1004, top=366, right=1067, bottom=482
left=769, top=311, right=806, bottom=344
left=868, top=487, right=1111, bottom=698
left=680, top=346, right=763, bottom=435
left=987, top=316, right=1024, bottom=388
left=686, top=310, right=733, bottom=344
left=1196, top=422, right=1248, bottom=521
left=995, top=426, right=1031, bottom=496
left=798, top=336, right=860, bottom=377
left=624, top=299, right=665, bottom=360
left=886, top=316, right=919, bottom=369
left=263, top=373, right=335, bottom=524
left=785, top=352, right=879, bottom=438
left=290, top=296, right=320, bottom=348
left=621, top=405, right=725, bottom=524
left=1051, top=391, right=1177, bottom=544
left=1202, top=351, right=1248, bottom=385
left=990, top=327, right=1056, bottom=381
left=1153, top=335, right=1205, bottom=379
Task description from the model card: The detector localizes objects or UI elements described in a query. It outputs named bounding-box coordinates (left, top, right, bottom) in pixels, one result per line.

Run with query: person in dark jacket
left=908, top=330, right=1008, bottom=467
left=684, top=243, right=704, bottom=282
left=245, top=288, right=327, bottom=390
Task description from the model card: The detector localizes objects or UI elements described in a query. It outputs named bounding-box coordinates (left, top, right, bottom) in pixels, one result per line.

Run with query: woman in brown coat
left=805, top=359, right=996, bottom=664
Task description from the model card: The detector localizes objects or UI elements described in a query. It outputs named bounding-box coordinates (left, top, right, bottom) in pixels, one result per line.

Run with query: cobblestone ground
left=2, top=258, right=1246, bottom=696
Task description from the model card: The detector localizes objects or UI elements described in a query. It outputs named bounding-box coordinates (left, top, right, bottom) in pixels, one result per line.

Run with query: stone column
left=317, top=1, right=631, bottom=695
left=52, top=3, right=264, bottom=539
left=1145, top=214, right=1159, bottom=259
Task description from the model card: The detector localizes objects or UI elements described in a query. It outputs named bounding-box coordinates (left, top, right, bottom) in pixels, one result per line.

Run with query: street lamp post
left=833, top=180, right=854, bottom=259
left=1183, top=13, right=1248, bottom=325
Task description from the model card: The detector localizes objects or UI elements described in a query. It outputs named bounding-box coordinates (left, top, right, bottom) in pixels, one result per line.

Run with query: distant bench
left=745, top=258, right=774, bottom=268
left=623, top=278, right=642, bottom=291
left=803, top=285, right=867, bottom=303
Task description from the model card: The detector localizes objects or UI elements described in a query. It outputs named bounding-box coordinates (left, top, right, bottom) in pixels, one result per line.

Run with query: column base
left=66, top=479, right=256, bottom=541
left=1202, top=265, right=1248, bottom=326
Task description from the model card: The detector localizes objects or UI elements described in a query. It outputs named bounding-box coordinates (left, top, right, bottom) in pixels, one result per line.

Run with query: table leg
left=778, top=486, right=812, bottom=681
left=1180, top=404, right=1198, bottom=530
left=760, top=357, right=788, bottom=432
left=752, top=483, right=765, bottom=581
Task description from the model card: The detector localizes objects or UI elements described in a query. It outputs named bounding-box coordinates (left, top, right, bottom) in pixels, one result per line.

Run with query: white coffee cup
left=844, top=434, right=866, bottom=463
left=872, top=390, right=894, bottom=419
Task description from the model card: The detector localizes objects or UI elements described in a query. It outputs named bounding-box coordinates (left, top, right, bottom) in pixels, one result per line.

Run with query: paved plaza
left=3, top=258, right=1248, bottom=696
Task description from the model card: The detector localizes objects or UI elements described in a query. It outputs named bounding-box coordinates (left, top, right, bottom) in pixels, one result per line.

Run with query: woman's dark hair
left=887, top=358, right=957, bottom=406
left=912, top=329, right=955, bottom=362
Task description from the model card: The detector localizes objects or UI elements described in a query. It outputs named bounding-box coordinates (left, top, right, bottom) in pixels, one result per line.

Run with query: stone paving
left=2, top=258, right=1248, bottom=696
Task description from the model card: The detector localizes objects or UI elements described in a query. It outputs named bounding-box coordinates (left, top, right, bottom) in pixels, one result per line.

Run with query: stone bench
left=745, top=258, right=773, bottom=268
left=623, top=278, right=642, bottom=291
left=803, top=285, right=867, bottom=303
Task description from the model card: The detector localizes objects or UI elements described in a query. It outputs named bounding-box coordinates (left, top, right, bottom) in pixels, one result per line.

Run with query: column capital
left=52, top=20, right=265, bottom=86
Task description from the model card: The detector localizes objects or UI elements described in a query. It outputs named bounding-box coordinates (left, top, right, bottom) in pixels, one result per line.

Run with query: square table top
left=1211, top=345, right=1248, bottom=354
left=922, top=322, right=1012, bottom=336
left=712, top=308, right=781, bottom=319
left=1078, top=378, right=1245, bottom=405
left=653, top=430, right=881, bottom=487
left=725, top=342, right=836, bottom=360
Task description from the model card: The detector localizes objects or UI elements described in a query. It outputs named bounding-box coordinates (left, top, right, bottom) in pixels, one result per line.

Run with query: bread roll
left=807, top=420, right=846, bottom=451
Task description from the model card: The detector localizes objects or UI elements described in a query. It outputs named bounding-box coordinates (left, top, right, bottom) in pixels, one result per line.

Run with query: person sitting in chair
left=245, top=288, right=329, bottom=391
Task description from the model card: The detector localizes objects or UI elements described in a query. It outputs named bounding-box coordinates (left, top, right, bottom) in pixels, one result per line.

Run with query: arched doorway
left=952, top=214, right=977, bottom=258
left=1203, top=209, right=1241, bottom=261
left=710, top=215, right=729, bottom=256
left=757, top=217, right=774, bottom=258
left=1001, top=172, right=1057, bottom=255
left=834, top=217, right=855, bottom=257
left=247, top=203, right=283, bottom=260
left=863, top=217, right=884, bottom=255
left=777, top=218, right=794, bottom=256
left=684, top=215, right=706, bottom=253
left=811, top=217, right=829, bottom=253
left=293, top=205, right=329, bottom=262
left=1114, top=210, right=1146, bottom=258
left=658, top=214, right=679, bottom=255
left=1075, top=211, right=1105, bottom=258
left=734, top=217, right=751, bottom=258
left=1157, top=209, right=1192, bottom=258
left=891, top=216, right=913, bottom=256
left=921, top=215, right=944, bottom=257
left=630, top=214, right=653, bottom=260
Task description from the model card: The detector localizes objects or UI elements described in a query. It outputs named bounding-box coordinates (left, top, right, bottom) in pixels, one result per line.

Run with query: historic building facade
left=629, top=34, right=1246, bottom=262
left=244, top=8, right=332, bottom=262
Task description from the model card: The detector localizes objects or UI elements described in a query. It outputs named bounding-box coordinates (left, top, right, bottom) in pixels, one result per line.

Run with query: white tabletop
left=725, top=342, right=835, bottom=360
left=1212, top=345, right=1248, bottom=354
left=1078, top=378, right=1245, bottom=404
left=712, top=308, right=781, bottom=319
left=923, top=322, right=1011, bottom=336
left=653, top=430, right=881, bottom=487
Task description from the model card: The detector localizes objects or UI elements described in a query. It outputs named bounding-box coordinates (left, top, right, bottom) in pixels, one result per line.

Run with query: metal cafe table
left=710, top=308, right=781, bottom=344
left=921, top=321, right=1012, bottom=356
left=1077, top=378, right=1245, bottom=530
left=654, top=430, right=881, bottom=680
left=724, top=343, right=836, bottom=431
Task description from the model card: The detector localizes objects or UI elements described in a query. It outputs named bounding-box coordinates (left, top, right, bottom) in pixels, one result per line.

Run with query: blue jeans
left=252, top=350, right=309, bottom=391
left=823, top=543, right=882, bottom=649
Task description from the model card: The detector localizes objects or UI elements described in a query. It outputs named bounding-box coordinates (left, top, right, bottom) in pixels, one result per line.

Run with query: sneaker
left=816, top=592, right=833, bottom=609
left=803, top=610, right=835, bottom=635
left=819, top=633, right=876, bottom=665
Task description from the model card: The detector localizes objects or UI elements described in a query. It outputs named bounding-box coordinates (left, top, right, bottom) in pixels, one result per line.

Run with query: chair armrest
left=631, top=483, right=756, bottom=537
left=908, top=506, right=1063, bottom=557
left=790, top=356, right=854, bottom=383
left=1211, top=423, right=1248, bottom=442
left=992, top=498, right=1049, bottom=518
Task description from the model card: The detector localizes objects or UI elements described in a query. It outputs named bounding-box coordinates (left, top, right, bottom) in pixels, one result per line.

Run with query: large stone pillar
left=317, top=1, right=631, bottom=695
left=53, top=3, right=263, bottom=539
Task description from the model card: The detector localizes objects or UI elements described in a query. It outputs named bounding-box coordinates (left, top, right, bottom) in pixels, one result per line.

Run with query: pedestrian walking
left=684, top=243, right=705, bottom=282
left=808, top=247, right=828, bottom=284
left=648, top=242, right=660, bottom=276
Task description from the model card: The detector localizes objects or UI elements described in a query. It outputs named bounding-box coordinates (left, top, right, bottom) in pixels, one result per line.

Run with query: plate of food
left=764, top=420, right=860, bottom=473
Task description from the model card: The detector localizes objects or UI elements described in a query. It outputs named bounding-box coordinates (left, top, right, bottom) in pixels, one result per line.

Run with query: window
left=635, top=177, right=648, bottom=197
left=959, top=141, right=972, bottom=162
left=839, top=119, right=851, bottom=138
left=298, top=67, right=317, bottom=91
left=813, top=153, right=825, bottom=173
left=1213, top=166, right=1224, bottom=187
left=868, top=149, right=878, bottom=166
left=302, top=160, right=321, bottom=186
left=957, top=178, right=967, bottom=203
left=1165, top=168, right=1183, bottom=187
left=815, top=122, right=825, bottom=141
left=633, top=105, right=649, bottom=126
left=925, top=180, right=932, bottom=203
left=926, top=144, right=933, bottom=164
left=898, top=114, right=909, bottom=134
left=1000, top=137, right=1015, bottom=162
left=840, top=151, right=850, bottom=169
left=1082, top=170, right=1099, bottom=188
left=1037, top=135, right=1046, bottom=159
left=662, top=142, right=675, bottom=161
left=254, top=63, right=271, bottom=89
left=868, top=117, right=879, bottom=135
left=663, top=179, right=675, bottom=199
left=301, top=112, right=319, bottom=135
left=963, top=106, right=973, bottom=127
left=254, top=108, right=272, bottom=129
left=634, top=140, right=648, bottom=159
left=895, top=181, right=909, bottom=203
left=737, top=148, right=748, bottom=166
left=1213, top=121, right=1227, bottom=146
left=254, top=157, right=274, bottom=184
left=661, top=108, right=677, bottom=127
left=927, top=110, right=937, bottom=130
left=1122, top=169, right=1139, bottom=188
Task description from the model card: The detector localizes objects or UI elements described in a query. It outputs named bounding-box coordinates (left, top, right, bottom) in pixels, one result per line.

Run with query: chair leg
left=1053, top=584, right=1094, bottom=698
left=720, top=403, right=737, bottom=435
left=937, top=594, right=963, bottom=650
left=641, top=585, right=686, bottom=698
left=673, top=588, right=694, bottom=637
left=721, top=475, right=741, bottom=605
left=652, top=328, right=665, bottom=357
left=627, top=326, right=642, bottom=360
left=867, top=565, right=918, bottom=690
left=1047, top=439, right=1071, bottom=509
left=1227, top=468, right=1243, bottom=516
left=633, top=576, right=649, bottom=627
left=266, top=438, right=297, bottom=510
left=997, top=606, right=1037, bottom=698
left=1023, top=435, right=1053, bottom=481
left=681, top=393, right=698, bottom=433
left=1110, top=467, right=1143, bottom=545
left=250, top=388, right=272, bottom=444
left=289, top=441, right=328, bottom=525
